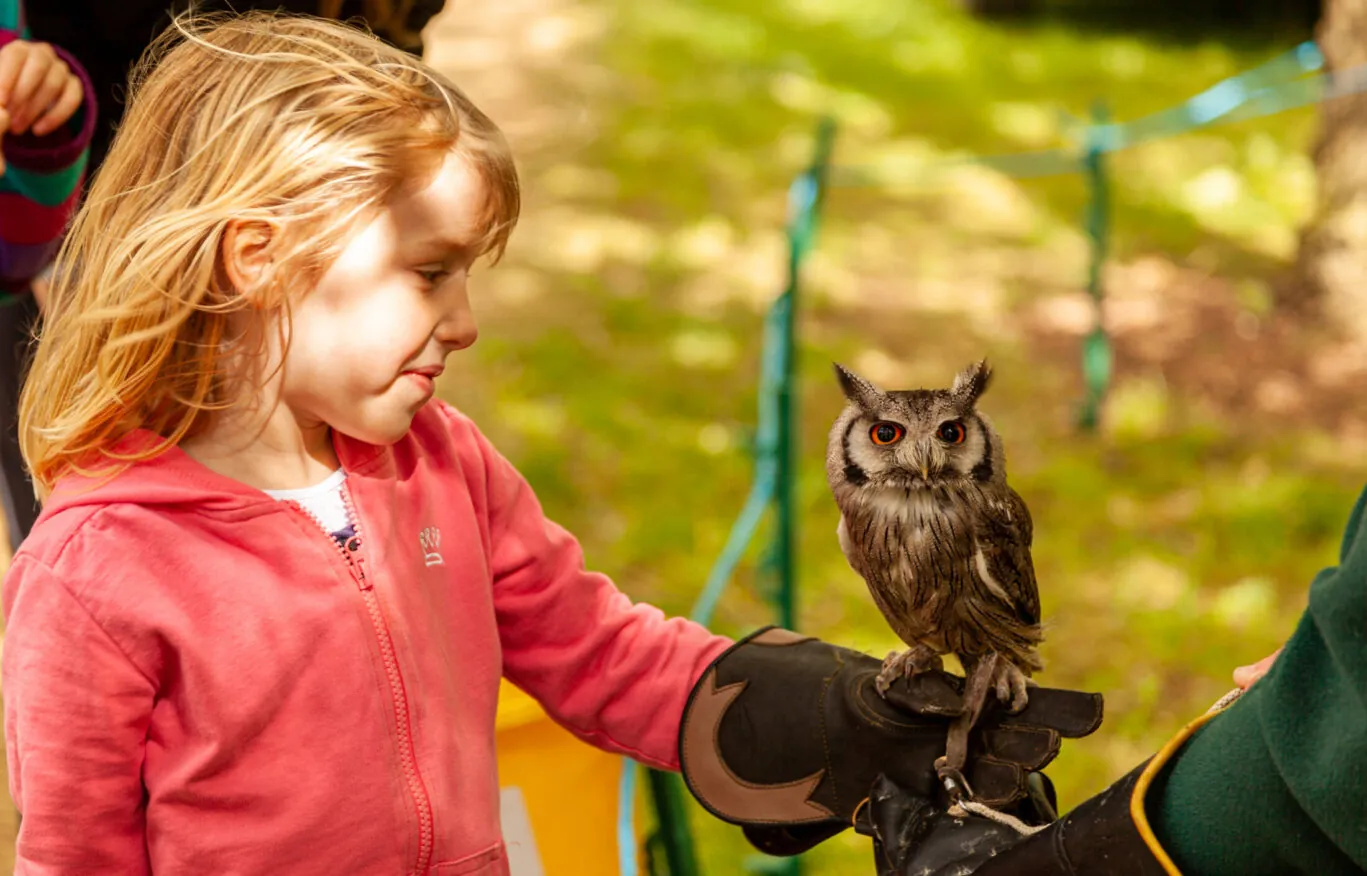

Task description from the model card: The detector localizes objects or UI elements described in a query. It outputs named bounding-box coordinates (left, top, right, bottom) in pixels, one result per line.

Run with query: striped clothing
left=0, top=0, right=95, bottom=296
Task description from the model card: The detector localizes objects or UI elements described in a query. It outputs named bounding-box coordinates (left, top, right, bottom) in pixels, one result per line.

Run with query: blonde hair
left=20, top=11, right=519, bottom=498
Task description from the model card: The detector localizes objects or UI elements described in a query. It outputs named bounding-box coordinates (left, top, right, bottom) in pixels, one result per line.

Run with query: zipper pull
left=343, top=535, right=371, bottom=589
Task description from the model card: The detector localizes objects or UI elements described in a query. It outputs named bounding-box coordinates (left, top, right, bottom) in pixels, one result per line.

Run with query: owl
left=825, top=360, right=1043, bottom=771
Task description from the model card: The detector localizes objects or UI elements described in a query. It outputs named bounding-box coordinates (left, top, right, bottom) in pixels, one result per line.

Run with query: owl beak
left=911, top=442, right=936, bottom=481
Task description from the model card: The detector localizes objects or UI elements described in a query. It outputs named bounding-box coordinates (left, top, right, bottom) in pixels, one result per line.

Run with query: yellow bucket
left=496, top=680, right=627, bottom=875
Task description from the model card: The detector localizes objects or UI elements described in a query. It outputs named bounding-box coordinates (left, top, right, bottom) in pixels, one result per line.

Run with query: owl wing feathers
left=837, top=515, right=856, bottom=568
left=972, top=486, right=1040, bottom=628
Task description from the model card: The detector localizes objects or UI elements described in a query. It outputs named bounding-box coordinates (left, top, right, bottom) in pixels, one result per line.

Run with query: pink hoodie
left=2, top=400, right=732, bottom=874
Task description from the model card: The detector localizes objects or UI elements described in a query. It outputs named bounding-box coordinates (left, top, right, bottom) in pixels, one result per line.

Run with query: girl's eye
left=869, top=422, right=905, bottom=445
left=937, top=420, right=966, bottom=444
left=416, top=268, right=450, bottom=285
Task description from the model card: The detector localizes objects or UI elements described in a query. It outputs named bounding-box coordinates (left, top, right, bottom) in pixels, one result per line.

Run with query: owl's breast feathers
left=836, top=481, right=1043, bottom=670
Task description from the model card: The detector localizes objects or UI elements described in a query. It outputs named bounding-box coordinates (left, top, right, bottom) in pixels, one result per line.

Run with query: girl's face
left=278, top=151, right=485, bottom=446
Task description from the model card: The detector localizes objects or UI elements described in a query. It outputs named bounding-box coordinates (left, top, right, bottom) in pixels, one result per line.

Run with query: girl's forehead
left=390, top=152, right=489, bottom=247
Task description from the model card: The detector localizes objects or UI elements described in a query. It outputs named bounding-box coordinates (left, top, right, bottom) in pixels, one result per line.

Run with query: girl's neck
left=181, top=407, right=341, bottom=492
left=181, top=311, right=342, bottom=492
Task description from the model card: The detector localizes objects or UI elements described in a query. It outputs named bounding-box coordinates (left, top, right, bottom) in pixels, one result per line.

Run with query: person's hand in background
left=0, top=38, right=84, bottom=174
left=1233, top=647, right=1283, bottom=690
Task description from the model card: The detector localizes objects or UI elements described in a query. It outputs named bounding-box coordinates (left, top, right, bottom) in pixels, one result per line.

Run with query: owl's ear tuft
left=951, top=360, right=992, bottom=406
left=834, top=363, right=884, bottom=409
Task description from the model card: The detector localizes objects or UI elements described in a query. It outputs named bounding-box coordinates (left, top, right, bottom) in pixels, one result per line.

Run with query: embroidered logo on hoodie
left=419, top=527, right=444, bottom=567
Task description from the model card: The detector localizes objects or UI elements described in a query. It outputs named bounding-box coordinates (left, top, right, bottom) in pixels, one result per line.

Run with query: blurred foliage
left=430, top=0, right=1359, bottom=872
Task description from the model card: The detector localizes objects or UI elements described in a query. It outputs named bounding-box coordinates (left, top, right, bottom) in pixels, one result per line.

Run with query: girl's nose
left=438, top=304, right=478, bottom=351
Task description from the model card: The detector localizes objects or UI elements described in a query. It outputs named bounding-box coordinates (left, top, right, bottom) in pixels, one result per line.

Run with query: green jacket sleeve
left=1147, top=486, right=1367, bottom=875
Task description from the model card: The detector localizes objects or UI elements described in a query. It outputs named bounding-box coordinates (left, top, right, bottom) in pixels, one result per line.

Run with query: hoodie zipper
left=290, top=494, right=435, bottom=873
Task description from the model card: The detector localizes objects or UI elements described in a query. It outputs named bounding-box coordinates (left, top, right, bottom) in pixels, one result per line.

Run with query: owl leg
left=935, top=652, right=998, bottom=777
left=874, top=644, right=943, bottom=695
left=990, top=659, right=1031, bottom=713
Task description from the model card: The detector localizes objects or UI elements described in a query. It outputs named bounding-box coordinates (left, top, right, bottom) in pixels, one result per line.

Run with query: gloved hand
left=863, top=764, right=1174, bottom=875
left=678, top=627, right=1104, bottom=856
left=857, top=774, right=1039, bottom=876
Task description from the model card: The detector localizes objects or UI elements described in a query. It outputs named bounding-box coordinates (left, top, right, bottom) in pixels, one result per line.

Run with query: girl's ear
left=221, top=219, right=282, bottom=306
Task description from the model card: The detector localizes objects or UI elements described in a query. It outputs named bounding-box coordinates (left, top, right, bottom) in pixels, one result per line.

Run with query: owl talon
left=876, top=646, right=943, bottom=696
left=990, top=660, right=1031, bottom=713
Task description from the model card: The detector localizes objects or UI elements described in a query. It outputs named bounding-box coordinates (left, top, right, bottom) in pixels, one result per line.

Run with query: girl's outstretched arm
left=448, top=405, right=733, bottom=770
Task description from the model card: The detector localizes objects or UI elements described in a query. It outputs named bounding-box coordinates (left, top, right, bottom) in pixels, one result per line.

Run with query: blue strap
left=615, top=157, right=831, bottom=876
left=984, top=41, right=1324, bottom=176
left=834, top=40, right=1330, bottom=183
left=1086, top=40, right=1323, bottom=152
left=617, top=760, right=639, bottom=876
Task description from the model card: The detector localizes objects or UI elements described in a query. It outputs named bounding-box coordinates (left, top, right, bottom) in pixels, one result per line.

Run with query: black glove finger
left=863, top=773, right=1032, bottom=876
left=1027, top=771, right=1059, bottom=822
left=742, top=820, right=848, bottom=857
left=878, top=671, right=966, bottom=718
left=861, top=774, right=939, bottom=874
left=979, top=724, right=1062, bottom=771
left=965, top=756, right=1030, bottom=808
left=961, top=764, right=1065, bottom=818
left=989, top=687, right=1104, bottom=737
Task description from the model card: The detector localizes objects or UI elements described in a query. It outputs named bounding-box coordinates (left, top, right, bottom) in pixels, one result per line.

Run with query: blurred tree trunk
left=1292, top=0, right=1367, bottom=339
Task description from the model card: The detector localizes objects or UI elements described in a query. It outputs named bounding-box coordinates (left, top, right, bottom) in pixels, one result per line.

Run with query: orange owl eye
left=937, top=420, right=966, bottom=444
left=869, top=422, right=905, bottom=445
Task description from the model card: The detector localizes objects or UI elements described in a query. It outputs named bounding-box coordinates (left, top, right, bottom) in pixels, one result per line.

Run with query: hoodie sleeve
left=2, top=554, right=154, bottom=874
left=0, top=27, right=96, bottom=295
left=449, top=408, right=732, bottom=770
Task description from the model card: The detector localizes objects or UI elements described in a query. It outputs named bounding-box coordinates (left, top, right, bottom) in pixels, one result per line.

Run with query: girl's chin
left=330, top=410, right=421, bottom=448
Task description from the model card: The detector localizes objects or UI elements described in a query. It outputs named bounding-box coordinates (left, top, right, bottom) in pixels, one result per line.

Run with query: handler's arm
left=891, top=485, right=1367, bottom=876
left=1147, top=487, right=1367, bottom=875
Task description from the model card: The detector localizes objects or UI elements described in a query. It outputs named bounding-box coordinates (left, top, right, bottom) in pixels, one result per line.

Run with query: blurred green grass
left=432, top=0, right=1359, bottom=871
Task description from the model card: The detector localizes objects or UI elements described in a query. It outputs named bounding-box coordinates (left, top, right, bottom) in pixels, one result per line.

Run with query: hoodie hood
left=40, top=428, right=385, bottom=522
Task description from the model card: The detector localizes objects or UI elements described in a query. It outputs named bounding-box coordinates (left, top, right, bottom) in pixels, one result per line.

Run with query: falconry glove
left=859, top=773, right=1040, bottom=876
left=678, top=628, right=1104, bottom=856
left=864, top=763, right=1174, bottom=876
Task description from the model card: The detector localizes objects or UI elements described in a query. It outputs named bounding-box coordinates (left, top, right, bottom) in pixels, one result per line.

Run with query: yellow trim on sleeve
left=1130, top=703, right=1233, bottom=876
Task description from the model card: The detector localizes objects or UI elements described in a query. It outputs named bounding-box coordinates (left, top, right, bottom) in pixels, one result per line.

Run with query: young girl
left=3, top=12, right=733, bottom=873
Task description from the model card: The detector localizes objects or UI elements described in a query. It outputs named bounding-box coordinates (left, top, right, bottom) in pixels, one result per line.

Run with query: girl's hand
left=0, top=39, right=84, bottom=139
left=1233, top=647, right=1283, bottom=690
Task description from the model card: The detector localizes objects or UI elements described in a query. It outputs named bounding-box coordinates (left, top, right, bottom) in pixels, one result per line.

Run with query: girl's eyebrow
left=410, top=232, right=474, bottom=260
